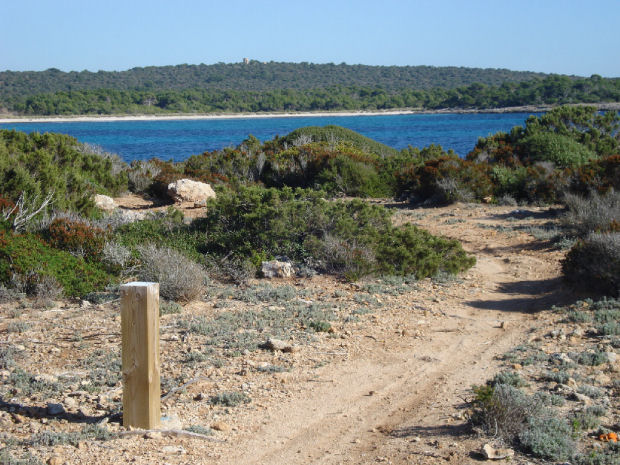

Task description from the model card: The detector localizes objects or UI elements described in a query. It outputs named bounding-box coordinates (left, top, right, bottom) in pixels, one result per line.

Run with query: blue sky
left=2, top=0, right=618, bottom=76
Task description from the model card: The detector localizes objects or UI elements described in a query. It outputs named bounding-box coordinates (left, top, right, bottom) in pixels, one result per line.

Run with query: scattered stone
left=160, top=415, right=183, bottom=430
left=259, top=338, right=295, bottom=353
left=551, top=353, right=572, bottom=365
left=47, top=456, right=64, bottom=465
left=46, top=403, right=65, bottom=416
left=94, top=194, right=117, bottom=211
left=261, top=258, right=295, bottom=278
left=167, top=179, right=216, bottom=204
left=211, top=421, right=231, bottom=432
left=481, top=443, right=515, bottom=460
left=571, top=392, right=592, bottom=404
left=62, top=397, right=78, bottom=410
left=162, top=445, right=186, bottom=455
left=34, top=374, right=58, bottom=384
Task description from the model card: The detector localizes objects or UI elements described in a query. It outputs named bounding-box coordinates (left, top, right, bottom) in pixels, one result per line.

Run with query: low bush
left=198, top=186, right=475, bottom=280
left=44, top=218, right=108, bottom=261
left=489, top=371, right=527, bottom=387
left=0, top=230, right=112, bottom=297
left=471, top=383, right=576, bottom=461
left=562, top=190, right=620, bottom=238
left=471, top=384, right=541, bottom=442
left=518, top=415, right=575, bottom=461
left=562, top=232, right=620, bottom=297
left=520, top=132, right=596, bottom=168
left=136, top=244, right=207, bottom=302
left=396, top=154, right=493, bottom=205
left=208, top=391, right=251, bottom=407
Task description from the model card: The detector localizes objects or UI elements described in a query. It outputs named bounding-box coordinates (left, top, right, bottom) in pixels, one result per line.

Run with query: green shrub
left=309, top=321, right=332, bottom=332
left=575, top=442, right=620, bottom=465
left=575, top=350, right=609, bottom=366
left=489, top=371, right=527, bottom=387
left=159, top=300, right=183, bottom=315
left=199, top=186, right=475, bottom=280
left=396, top=153, right=493, bottom=204
left=114, top=211, right=204, bottom=262
left=471, top=384, right=541, bottom=442
left=375, top=224, right=475, bottom=277
left=282, top=125, right=400, bottom=158
left=0, top=130, right=128, bottom=215
left=0, top=230, right=112, bottom=297
left=520, top=132, right=596, bottom=168
left=562, top=232, right=620, bottom=297
left=519, top=415, right=575, bottom=461
left=208, top=391, right=251, bottom=407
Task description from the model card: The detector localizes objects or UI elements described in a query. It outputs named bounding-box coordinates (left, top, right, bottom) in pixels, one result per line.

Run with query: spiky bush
left=563, top=190, right=620, bottom=237
left=136, top=244, right=208, bottom=302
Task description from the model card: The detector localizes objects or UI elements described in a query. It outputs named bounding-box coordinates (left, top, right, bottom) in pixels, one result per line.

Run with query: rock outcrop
left=94, top=194, right=117, bottom=211
left=167, top=179, right=216, bottom=205
left=261, top=258, right=295, bottom=278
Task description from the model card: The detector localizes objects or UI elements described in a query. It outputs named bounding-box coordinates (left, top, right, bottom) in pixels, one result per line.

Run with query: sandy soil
left=1, top=103, right=618, bottom=123
left=0, top=201, right=576, bottom=464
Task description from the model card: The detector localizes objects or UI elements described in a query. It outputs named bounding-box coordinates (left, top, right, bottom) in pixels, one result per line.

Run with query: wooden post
left=120, top=282, right=161, bottom=429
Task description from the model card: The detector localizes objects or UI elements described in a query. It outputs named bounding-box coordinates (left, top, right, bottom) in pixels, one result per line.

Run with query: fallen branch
left=119, top=429, right=224, bottom=442
left=161, top=376, right=210, bottom=402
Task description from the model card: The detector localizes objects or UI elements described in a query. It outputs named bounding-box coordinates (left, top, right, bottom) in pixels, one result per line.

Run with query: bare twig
left=161, top=376, right=210, bottom=402
left=119, top=429, right=224, bottom=442
left=2, top=191, right=55, bottom=232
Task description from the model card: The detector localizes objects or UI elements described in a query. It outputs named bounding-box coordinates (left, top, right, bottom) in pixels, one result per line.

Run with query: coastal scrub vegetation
left=1, top=105, right=618, bottom=300
left=0, top=124, right=477, bottom=298
left=0, top=130, right=128, bottom=215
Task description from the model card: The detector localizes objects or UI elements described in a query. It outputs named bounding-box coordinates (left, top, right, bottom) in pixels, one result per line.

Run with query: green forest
left=1, top=62, right=618, bottom=115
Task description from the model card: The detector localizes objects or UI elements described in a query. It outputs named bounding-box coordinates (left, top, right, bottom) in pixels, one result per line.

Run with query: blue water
left=0, top=112, right=540, bottom=163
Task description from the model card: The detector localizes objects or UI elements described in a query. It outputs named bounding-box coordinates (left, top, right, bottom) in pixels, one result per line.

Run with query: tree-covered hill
left=1, top=62, right=618, bottom=116
left=0, top=62, right=548, bottom=100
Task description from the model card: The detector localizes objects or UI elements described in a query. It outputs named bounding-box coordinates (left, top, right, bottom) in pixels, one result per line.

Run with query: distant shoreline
left=1, top=103, right=618, bottom=124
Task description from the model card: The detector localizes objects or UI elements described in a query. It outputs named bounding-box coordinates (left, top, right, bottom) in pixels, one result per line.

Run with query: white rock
left=167, top=179, right=216, bottom=204
left=259, top=338, right=295, bottom=353
left=94, top=194, right=117, bottom=211
left=606, top=352, right=617, bottom=363
left=162, top=445, right=186, bottom=455
left=34, top=374, right=58, bottom=384
left=262, top=259, right=294, bottom=278
left=481, top=443, right=515, bottom=460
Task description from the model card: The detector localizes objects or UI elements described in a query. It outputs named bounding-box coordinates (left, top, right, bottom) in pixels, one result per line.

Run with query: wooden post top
left=120, top=282, right=159, bottom=288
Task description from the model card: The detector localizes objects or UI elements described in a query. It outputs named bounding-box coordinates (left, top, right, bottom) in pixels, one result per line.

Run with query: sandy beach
left=0, top=103, right=617, bottom=124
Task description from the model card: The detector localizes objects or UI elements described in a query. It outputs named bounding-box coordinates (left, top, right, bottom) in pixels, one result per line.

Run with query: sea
left=0, top=112, right=541, bottom=163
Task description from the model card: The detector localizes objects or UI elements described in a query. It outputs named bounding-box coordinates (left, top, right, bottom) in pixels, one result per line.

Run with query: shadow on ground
left=0, top=396, right=120, bottom=425
left=390, top=422, right=471, bottom=440
left=467, top=277, right=574, bottom=312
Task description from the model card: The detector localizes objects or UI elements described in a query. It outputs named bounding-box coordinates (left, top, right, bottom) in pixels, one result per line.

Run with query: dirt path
left=210, top=203, right=569, bottom=465
left=0, top=202, right=571, bottom=465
